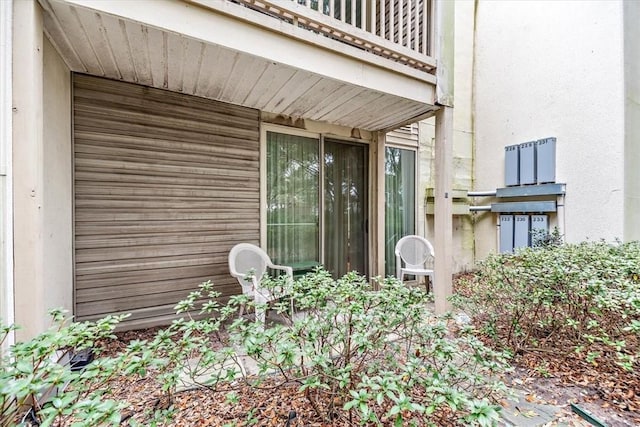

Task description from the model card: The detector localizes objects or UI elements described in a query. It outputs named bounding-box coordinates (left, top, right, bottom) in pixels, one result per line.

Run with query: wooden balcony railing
left=235, top=0, right=436, bottom=74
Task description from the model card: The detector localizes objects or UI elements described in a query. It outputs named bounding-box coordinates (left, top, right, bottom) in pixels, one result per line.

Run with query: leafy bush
left=0, top=280, right=253, bottom=426
left=0, top=310, right=134, bottom=426
left=1, top=272, right=509, bottom=426
left=145, top=280, right=244, bottom=396
left=454, top=240, right=640, bottom=375
left=531, top=226, right=564, bottom=248
left=179, top=270, right=509, bottom=426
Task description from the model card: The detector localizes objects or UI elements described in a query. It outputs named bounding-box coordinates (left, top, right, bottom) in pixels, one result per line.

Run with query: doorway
left=323, top=139, right=368, bottom=277
left=266, top=131, right=369, bottom=277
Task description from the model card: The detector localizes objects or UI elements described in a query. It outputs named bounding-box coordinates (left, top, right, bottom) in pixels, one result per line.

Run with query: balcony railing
left=235, top=0, right=436, bottom=74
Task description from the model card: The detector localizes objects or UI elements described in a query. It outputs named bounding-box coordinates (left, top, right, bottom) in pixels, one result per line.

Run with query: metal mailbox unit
left=519, top=141, right=536, bottom=185
left=514, top=215, right=531, bottom=249
left=499, top=213, right=550, bottom=253
left=504, top=144, right=520, bottom=187
left=497, top=138, right=560, bottom=253
left=499, top=215, right=515, bottom=253
left=536, top=137, right=556, bottom=184
left=531, top=214, right=549, bottom=245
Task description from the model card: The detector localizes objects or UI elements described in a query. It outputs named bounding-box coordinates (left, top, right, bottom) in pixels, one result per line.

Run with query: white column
left=375, top=131, right=386, bottom=281
left=433, top=0, right=454, bottom=315
left=435, top=0, right=455, bottom=107
left=12, top=0, right=45, bottom=340
left=1, top=0, right=14, bottom=347
left=433, top=107, right=453, bottom=314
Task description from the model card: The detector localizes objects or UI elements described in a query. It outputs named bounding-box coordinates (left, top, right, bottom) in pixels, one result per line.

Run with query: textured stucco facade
left=416, top=0, right=635, bottom=266
left=624, top=0, right=640, bottom=242
left=472, top=0, right=627, bottom=259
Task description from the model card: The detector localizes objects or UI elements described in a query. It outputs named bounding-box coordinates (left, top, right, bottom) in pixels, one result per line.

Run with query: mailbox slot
left=499, top=215, right=514, bottom=253
left=514, top=215, right=530, bottom=249
left=519, top=141, right=536, bottom=185
left=536, top=138, right=556, bottom=184
left=505, top=144, right=520, bottom=186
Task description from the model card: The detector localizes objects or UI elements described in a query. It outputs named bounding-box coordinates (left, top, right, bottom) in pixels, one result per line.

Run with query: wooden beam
left=433, top=106, right=453, bottom=314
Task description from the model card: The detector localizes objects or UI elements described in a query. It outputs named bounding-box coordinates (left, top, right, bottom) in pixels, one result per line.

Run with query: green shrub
left=1, top=272, right=509, bottom=426
left=531, top=226, right=564, bottom=248
left=183, top=269, right=509, bottom=426
left=0, top=310, right=133, bottom=426
left=146, top=280, right=244, bottom=397
left=454, top=240, right=640, bottom=372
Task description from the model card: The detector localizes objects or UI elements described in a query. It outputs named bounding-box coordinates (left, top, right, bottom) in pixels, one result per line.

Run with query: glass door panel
left=385, top=147, right=416, bottom=276
left=324, top=139, right=368, bottom=277
left=266, top=132, right=320, bottom=267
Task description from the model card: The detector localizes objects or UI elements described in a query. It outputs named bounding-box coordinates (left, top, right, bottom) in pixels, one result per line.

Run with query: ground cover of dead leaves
left=96, top=328, right=457, bottom=426
left=93, top=323, right=639, bottom=427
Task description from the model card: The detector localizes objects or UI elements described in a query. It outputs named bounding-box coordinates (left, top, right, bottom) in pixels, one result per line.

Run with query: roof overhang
left=40, top=0, right=438, bottom=131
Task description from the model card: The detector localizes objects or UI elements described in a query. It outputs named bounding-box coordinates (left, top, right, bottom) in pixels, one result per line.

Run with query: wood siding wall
left=73, top=74, right=260, bottom=328
left=386, top=123, right=419, bottom=146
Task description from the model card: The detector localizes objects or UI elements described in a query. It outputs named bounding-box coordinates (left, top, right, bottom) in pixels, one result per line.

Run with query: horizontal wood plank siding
left=73, top=74, right=260, bottom=328
left=385, top=123, right=419, bottom=147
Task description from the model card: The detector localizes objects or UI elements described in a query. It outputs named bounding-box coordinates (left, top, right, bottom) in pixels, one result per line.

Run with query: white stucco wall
left=418, top=0, right=476, bottom=272
left=43, top=37, right=73, bottom=317
left=473, top=0, right=625, bottom=258
left=624, top=1, right=640, bottom=241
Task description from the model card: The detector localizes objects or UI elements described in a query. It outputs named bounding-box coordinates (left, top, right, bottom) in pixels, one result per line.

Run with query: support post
left=1, top=0, right=14, bottom=348
left=374, top=131, right=386, bottom=284
left=12, top=0, right=45, bottom=340
left=432, top=0, right=455, bottom=315
left=433, top=106, right=453, bottom=314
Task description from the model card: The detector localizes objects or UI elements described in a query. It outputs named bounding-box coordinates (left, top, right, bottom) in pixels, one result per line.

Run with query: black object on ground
left=69, top=348, right=94, bottom=371
left=570, top=403, right=607, bottom=427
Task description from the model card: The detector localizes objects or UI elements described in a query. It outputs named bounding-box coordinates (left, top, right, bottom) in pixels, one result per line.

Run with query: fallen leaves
left=92, top=318, right=640, bottom=427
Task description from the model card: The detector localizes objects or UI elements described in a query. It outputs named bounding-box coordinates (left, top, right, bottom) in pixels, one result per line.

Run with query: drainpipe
left=1, top=0, right=14, bottom=348
left=469, top=205, right=491, bottom=211
left=557, top=193, right=566, bottom=238
left=467, top=190, right=497, bottom=197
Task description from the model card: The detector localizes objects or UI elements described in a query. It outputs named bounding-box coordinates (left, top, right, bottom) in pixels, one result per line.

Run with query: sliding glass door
left=385, top=147, right=416, bottom=276
left=324, top=139, right=368, bottom=277
left=266, top=131, right=369, bottom=277
left=266, top=132, right=320, bottom=267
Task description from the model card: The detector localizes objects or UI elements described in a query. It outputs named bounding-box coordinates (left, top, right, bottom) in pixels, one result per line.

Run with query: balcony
left=41, top=0, right=438, bottom=130
left=221, top=0, right=436, bottom=74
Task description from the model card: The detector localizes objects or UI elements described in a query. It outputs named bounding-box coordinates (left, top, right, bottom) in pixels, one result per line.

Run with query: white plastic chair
left=395, top=235, right=435, bottom=292
left=228, top=243, right=293, bottom=324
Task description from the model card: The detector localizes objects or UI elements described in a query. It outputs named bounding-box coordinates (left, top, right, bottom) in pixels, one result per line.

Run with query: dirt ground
left=502, top=366, right=639, bottom=427
left=92, top=328, right=640, bottom=427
